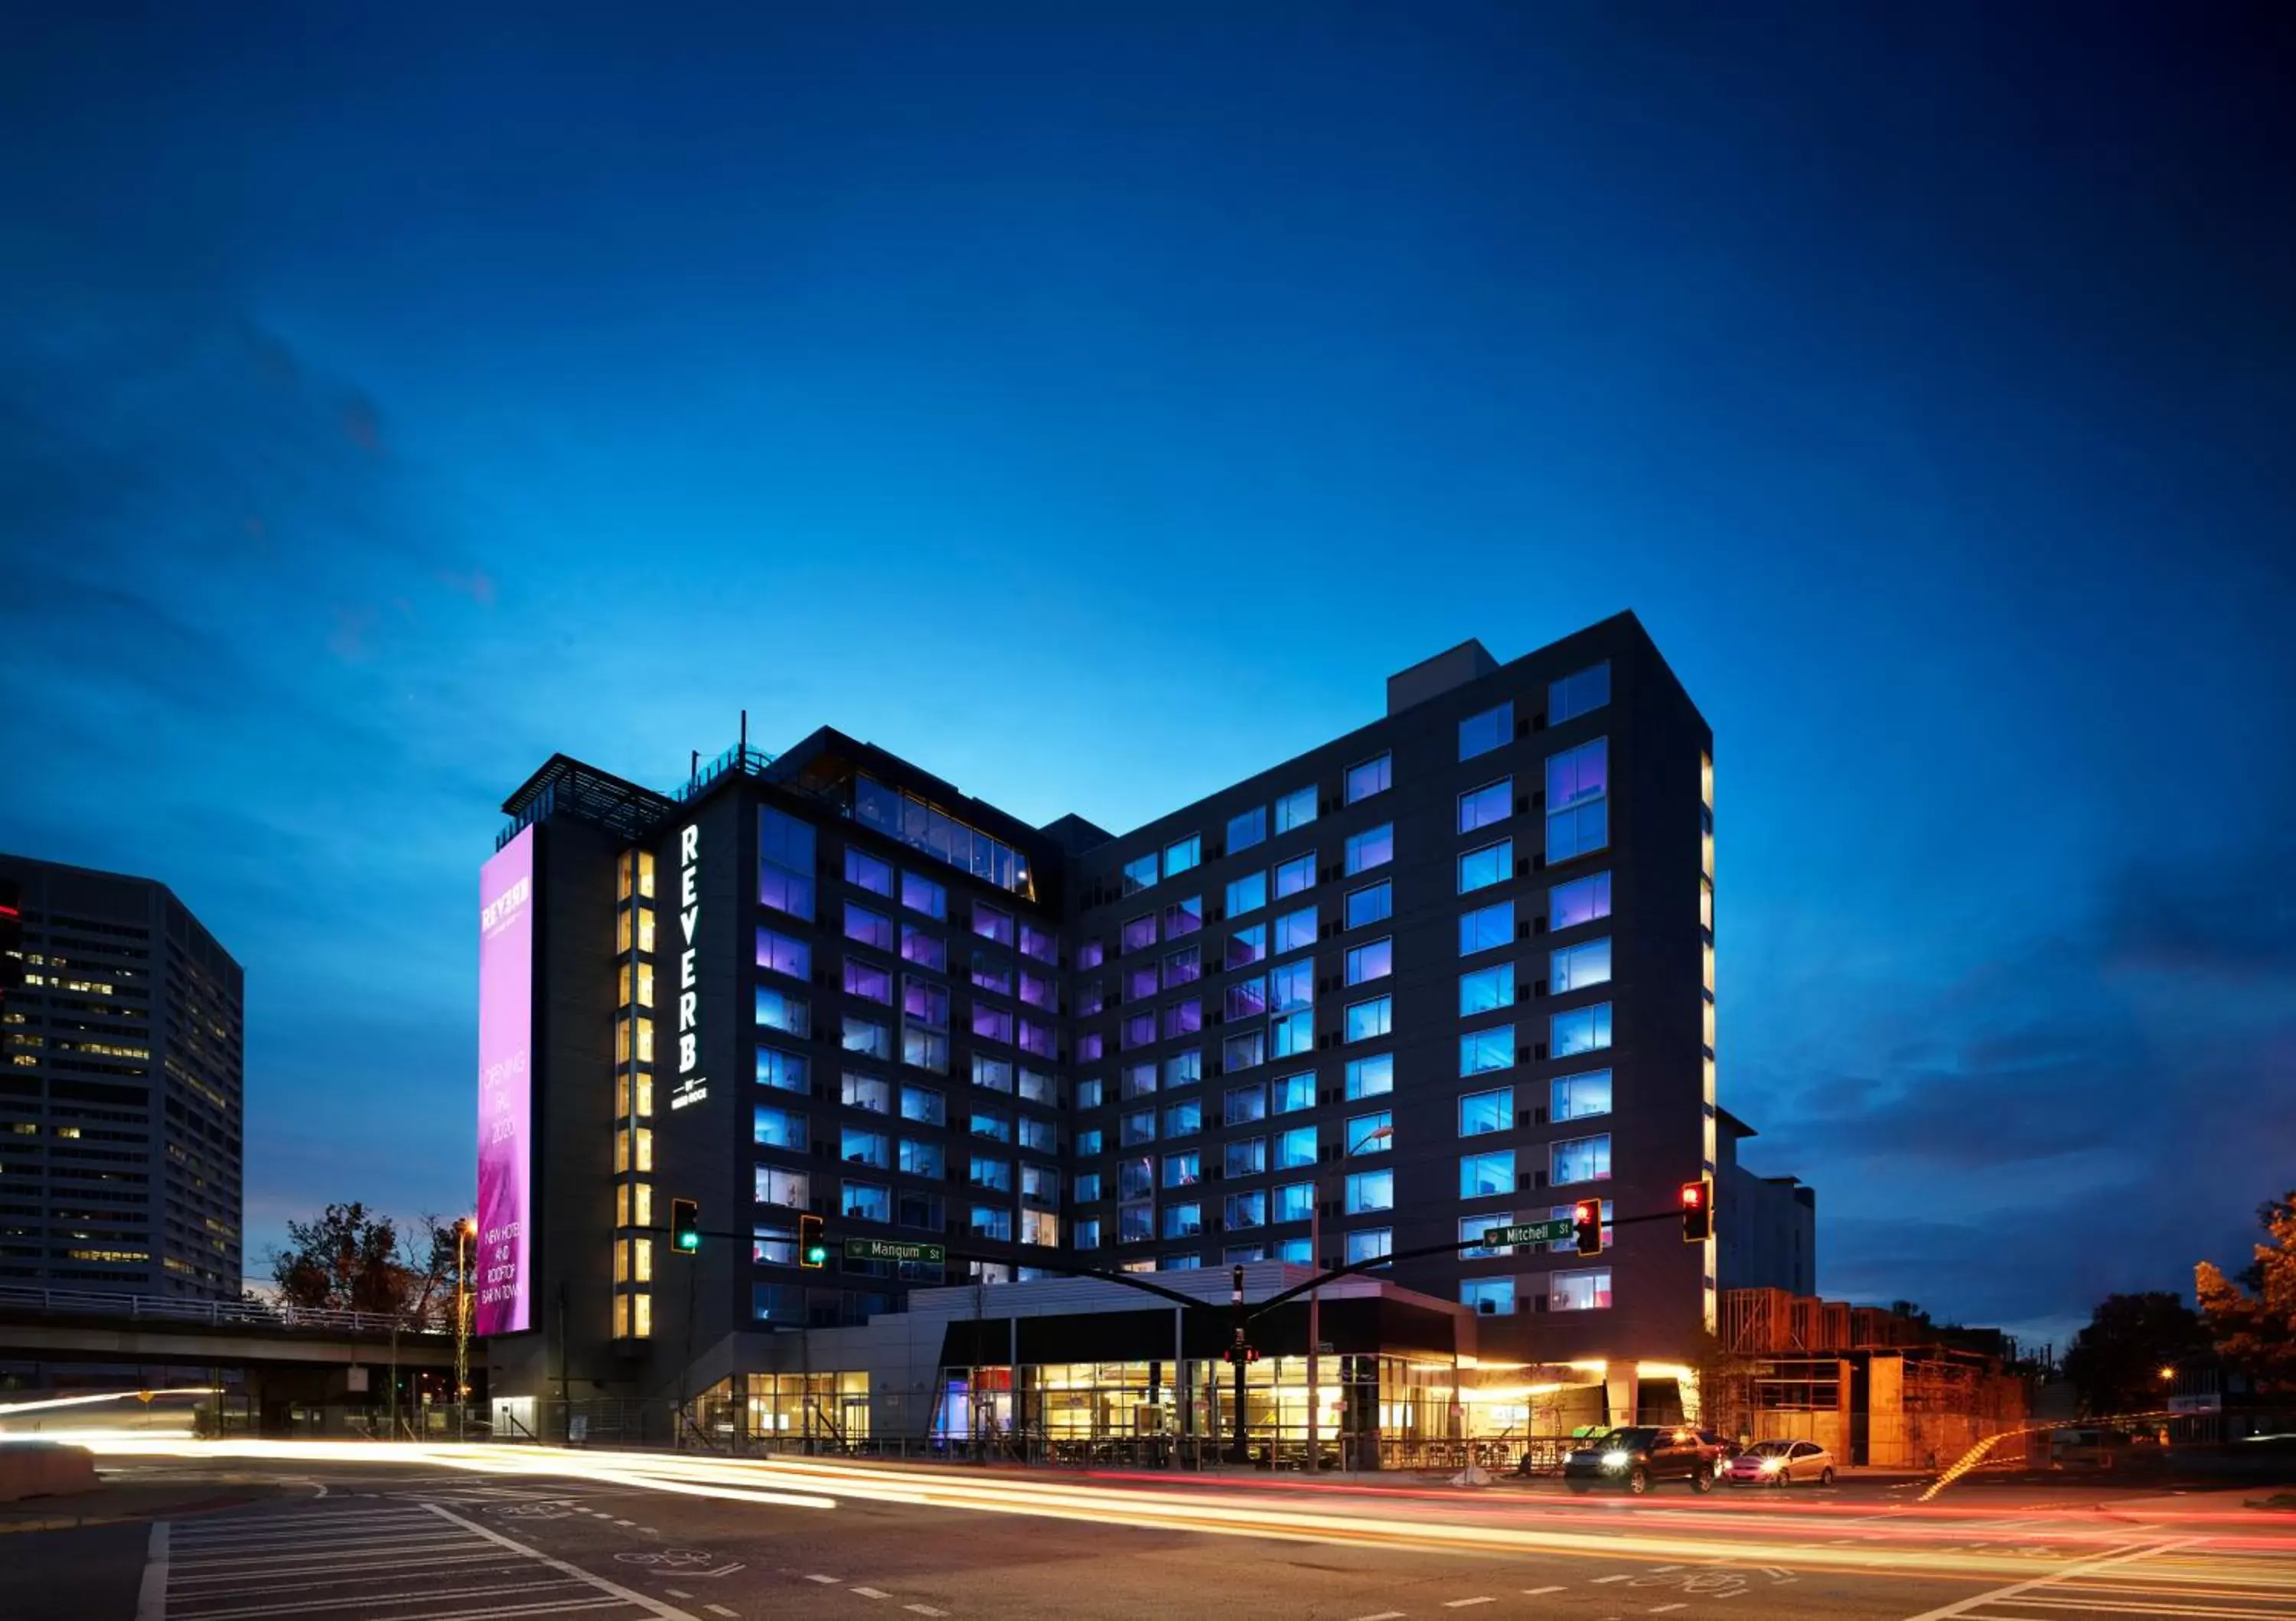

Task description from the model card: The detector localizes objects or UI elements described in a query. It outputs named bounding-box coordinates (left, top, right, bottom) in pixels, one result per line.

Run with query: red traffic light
left=1681, top=1178, right=1714, bottom=1243
left=1571, top=1199, right=1604, bottom=1257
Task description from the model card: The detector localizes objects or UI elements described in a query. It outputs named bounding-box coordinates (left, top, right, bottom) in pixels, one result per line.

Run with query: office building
left=0, top=855, right=245, bottom=1298
left=481, top=612, right=1802, bottom=1447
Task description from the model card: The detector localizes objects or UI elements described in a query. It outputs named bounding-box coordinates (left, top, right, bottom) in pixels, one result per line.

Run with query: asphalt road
left=14, top=1445, right=2296, bottom=1621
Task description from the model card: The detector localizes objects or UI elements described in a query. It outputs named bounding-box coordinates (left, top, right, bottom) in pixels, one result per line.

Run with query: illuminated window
left=1459, top=963, right=1512, bottom=1017
left=612, top=1294, right=629, bottom=1338
left=1701, top=751, right=1714, bottom=810
left=1550, top=1268, right=1611, bottom=1312
left=633, top=1236, right=653, bottom=1283
left=1459, top=1212, right=1513, bottom=1257
left=1461, top=1277, right=1515, bottom=1316
left=1343, top=997, right=1389, bottom=1042
left=1704, top=941, right=1715, bottom=993
left=1547, top=1199, right=1614, bottom=1253
left=634, top=1017, right=654, bottom=1065
left=632, top=1183, right=652, bottom=1228
left=1165, top=835, right=1202, bottom=879
left=1345, top=1053, right=1391, bottom=1100
left=758, top=807, right=817, bottom=920
left=1274, top=908, right=1316, bottom=954
left=1459, top=701, right=1512, bottom=761
left=1163, top=895, right=1204, bottom=938
left=1551, top=1070, right=1612, bottom=1120
left=1345, top=1169, right=1393, bottom=1214
left=1345, top=1227, right=1393, bottom=1263
left=1345, top=937, right=1391, bottom=986
left=1551, top=938, right=1612, bottom=993
left=1123, top=853, right=1159, bottom=896
left=1345, top=754, right=1392, bottom=804
left=755, top=984, right=808, bottom=1037
left=634, top=1127, right=653, bottom=1173
left=1121, top=914, right=1157, bottom=954
left=757, top=928, right=810, bottom=980
left=1459, top=778, right=1512, bottom=834
left=1701, top=875, right=1714, bottom=931
left=618, top=850, right=634, bottom=902
left=1551, top=1133, right=1610, bottom=1184
left=1226, top=870, right=1267, bottom=917
left=755, top=1047, right=808, bottom=1094
left=846, top=903, right=894, bottom=951
left=1550, top=1003, right=1613, bottom=1057
left=902, top=870, right=947, bottom=919
left=1458, top=840, right=1511, bottom=894
left=1460, top=1025, right=1515, bottom=1075
left=1548, top=660, right=1610, bottom=724
left=1702, top=810, right=1714, bottom=880
left=1274, top=855, right=1315, bottom=900
left=1348, top=1111, right=1392, bottom=1155
left=1458, top=1087, right=1511, bottom=1137
left=1274, top=786, right=1317, bottom=834
left=844, top=957, right=893, bottom=1005
left=755, top=1106, right=807, bottom=1151
left=1552, top=871, right=1611, bottom=931
left=1274, top=1074, right=1316, bottom=1114
left=1459, top=901, right=1513, bottom=956
left=1345, top=880, right=1392, bottom=930
left=1704, top=994, right=1716, bottom=1051
left=616, top=1184, right=632, bottom=1227
left=755, top=1166, right=809, bottom=1207
left=846, top=847, right=893, bottom=896
left=1459, top=1150, right=1514, bottom=1198
left=632, top=1292, right=653, bottom=1336
left=1545, top=739, right=1609, bottom=863
left=1276, top=1127, right=1317, bottom=1170
left=1228, top=805, right=1267, bottom=853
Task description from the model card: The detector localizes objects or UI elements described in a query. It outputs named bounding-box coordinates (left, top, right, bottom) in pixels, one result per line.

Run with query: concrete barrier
left=0, top=1441, right=100, bottom=1502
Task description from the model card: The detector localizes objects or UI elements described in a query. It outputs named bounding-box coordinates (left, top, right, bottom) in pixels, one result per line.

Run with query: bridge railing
left=0, top=1284, right=446, bottom=1337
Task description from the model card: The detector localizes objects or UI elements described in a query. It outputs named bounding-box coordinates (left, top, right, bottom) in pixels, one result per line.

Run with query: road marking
left=667, top=1593, right=692, bottom=1600
left=1348, top=1613, right=1407, bottom=1620
left=135, top=1521, right=168, bottom=1621
left=173, top=1577, right=594, bottom=1619
left=1649, top=1608, right=1686, bottom=1616
left=419, top=1502, right=706, bottom=1619
left=805, top=1574, right=840, bottom=1583
left=853, top=1590, right=892, bottom=1600
left=1444, top=1601, right=1496, bottom=1610
left=615, top=1518, right=638, bottom=1526
left=1896, top=1538, right=2202, bottom=1621
left=905, top=1609, right=949, bottom=1617
left=1592, top=1574, right=1632, bottom=1584
left=1525, top=1588, right=1567, bottom=1597
left=706, top=1609, right=738, bottom=1619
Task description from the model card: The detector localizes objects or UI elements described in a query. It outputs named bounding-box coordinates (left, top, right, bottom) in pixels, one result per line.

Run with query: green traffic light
left=804, top=1244, right=827, bottom=1265
left=678, top=1231, right=699, bottom=1251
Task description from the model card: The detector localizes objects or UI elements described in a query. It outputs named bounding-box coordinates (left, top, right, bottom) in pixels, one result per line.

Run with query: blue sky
left=4, top=2, right=2291, bottom=1349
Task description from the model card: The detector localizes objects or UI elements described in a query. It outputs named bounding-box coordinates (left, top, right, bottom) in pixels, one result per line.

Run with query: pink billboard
left=476, top=824, right=536, bottom=1336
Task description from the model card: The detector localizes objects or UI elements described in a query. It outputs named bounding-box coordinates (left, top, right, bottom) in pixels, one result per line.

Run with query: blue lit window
left=1274, top=908, right=1317, bottom=954
left=1460, top=1025, right=1515, bottom=1075
left=1020, top=922, right=1058, bottom=964
left=755, top=984, right=809, bottom=1038
left=1225, top=1190, right=1266, bottom=1228
left=1075, top=1218, right=1102, bottom=1251
left=900, top=925, right=946, bottom=973
left=758, top=927, right=810, bottom=980
left=1163, top=1252, right=1201, bottom=1270
left=1119, top=1204, right=1153, bottom=1243
left=1545, top=739, right=1609, bottom=864
left=1123, top=853, right=1159, bottom=895
left=1275, top=1182, right=1316, bottom=1221
left=843, top=1071, right=891, bottom=1112
left=1228, top=923, right=1268, bottom=969
left=1075, top=1076, right=1102, bottom=1110
left=1120, top=1062, right=1157, bottom=1100
left=1345, top=881, right=1392, bottom=930
left=842, top=1127, right=890, bottom=1169
left=974, top=902, right=1015, bottom=947
left=1225, top=1083, right=1267, bottom=1125
left=1344, top=996, right=1391, bottom=1042
left=1458, top=840, right=1512, bottom=894
left=1459, top=1212, right=1513, bottom=1258
left=1551, top=1133, right=1611, bottom=1184
left=1548, top=660, right=1610, bottom=725
left=1270, top=1010, right=1314, bottom=1058
left=1461, top=1277, right=1515, bottom=1316
left=1223, top=1029, right=1267, bottom=1072
left=1459, top=701, right=1513, bottom=762
left=1119, top=1159, right=1153, bottom=1199
left=1458, top=1087, right=1512, bottom=1137
left=1163, top=895, right=1204, bottom=938
left=759, top=807, right=817, bottom=921
left=969, top=1110, right=1011, bottom=1144
left=1551, top=938, right=1612, bottom=992
left=1163, top=1151, right=1201, bottom=1189
left=1225, top=974, right=1267, bottom=1022
left=845, top=1182, right=891, bottom=1222
left=1270, top=960, right=1313, bottom=1013
left=1275, top=787, right=1317, bottom=834
left=1163, top=1098, right=1202, bottom=1137
left=1458, top=901, right=1514, bottom=956
left=1164, top=835, right=1202, bottom=879
left=1120, top=1110, right=1156, bottom=1146
left=845, top=1017, right=891, bottom=1060
left=1275, top=1127, right=1317, bottom=1170
left=971, top=1055, right=1013, bottom=1094
left=1075, top=1169, right=1102, bottom=1202
left=1274, top=855, right=1316, bottom=900
left=1345, top=753, right=1392, bottom=804
left=846, top=902, right=894, bottom=951
left=1273, top=1073, right=1316, bottom=1114
left=1550, top=1003, right=1613, bottom=1057
left=1225, top=1137, right=1266, bottom=1177
left=1162, top=1203, right=1204, bottom=1238
left=1345, top=1169, right=1394, bottom=1214
left=1163, top=1049, right=1202, bottom=1089
left=1459, top=963, right=1514, bottom=1017
left=1459, top=1150, right=1515, bottom=1199
left=1345, top=1228, right=1393, bottom=1264
left=844, top=846, right=892, bottom=898
left=901, top=1139, right=944, bottom=1177
left=1345, top=937, right=1392, bottom=986
left=755, top=1046, right=807, bottom=1093
left=1347, top=1111, right=1392, bottom=1155
left=1551, top=1070, right=1612, bottom=1120
left=970, top=1205, right=1012, bottom=1241
left=1226, top=870, right=1267, bottom=917
left=1076, top=1127, right=1103, bottom=1156
left=1345, top=824, right=1393, bottom=876
left=1550, top=871, right=1611, bottom=930
left=1274, top=1237, right=1312, bottom=1264
left=855, top=778, right=1031, bottom=897
left=900, top=1084, right=944, bottom=1125
left=1228, top=804, right=1267, bottom=853
left=1458, top=778, right=1513, bottom=835
left=901, top=871, right=946, bottom=920
left=754, top=1106, right=807, bottom=1150
left=1345, top=1054, right=1392, bottom=1100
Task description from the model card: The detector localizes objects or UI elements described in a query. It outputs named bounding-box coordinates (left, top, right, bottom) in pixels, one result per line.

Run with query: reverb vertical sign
left=671, top=821, right=708, bottom=1110
left=476, top=824, right=535, bottom=1335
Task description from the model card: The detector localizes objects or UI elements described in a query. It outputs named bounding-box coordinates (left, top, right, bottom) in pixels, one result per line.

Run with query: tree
left=269, top=1202, right=411, bottom=1318
left=394, top=1213, right=470, bottom=1332
left=2060, top=1291, right=2209, bottom=1417
left=1683, top=1326, right=1758, bottom=1440
left=2196, top=1192, right=2296, bottom=1390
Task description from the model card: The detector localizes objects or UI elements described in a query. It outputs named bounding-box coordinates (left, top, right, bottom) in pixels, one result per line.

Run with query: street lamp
left=454, top=1216, right=475, bottom=1439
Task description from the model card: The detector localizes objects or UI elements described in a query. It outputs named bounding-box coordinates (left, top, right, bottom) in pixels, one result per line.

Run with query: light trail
left=0, top=1387, right=216, bottom=1418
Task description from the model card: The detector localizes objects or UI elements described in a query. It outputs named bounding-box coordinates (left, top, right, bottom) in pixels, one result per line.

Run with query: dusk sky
left=4, top=3, right=2291, bottom=1350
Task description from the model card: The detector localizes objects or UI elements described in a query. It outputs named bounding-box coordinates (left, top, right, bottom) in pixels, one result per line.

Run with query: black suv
left=1561, top=1426, right=1723, bottom=1495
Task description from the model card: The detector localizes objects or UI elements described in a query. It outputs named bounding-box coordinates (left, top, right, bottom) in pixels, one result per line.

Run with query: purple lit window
left=1546, top=739, right=1607, bottom=807
left=1162, top=999, right=1202, bottom=1040
left=1018, top=1019, right=1053, bottom=1058
left=970, top=952, right=1013, bottom=997
left=902, top=979, right=949, bottom=1029
left=1078, top=980, right=1104, bottom=1016
left=1078, top=940, right=1104, bottom=970
left=973, top=1004, right=1014, bottom=1045
left=1020, top=923, right=1058, bottom=964
left=1551, top=872, right=1613, bottom=930
left=1078, top=1032, right=1104, bottom=1062
left=1121, top=1012, right=1156, bottom=1050
left=1126, top=964, right=1158, bottom=1001
left=1020, top=970, right=1055, bottom=1011
left=901, top=871, right=946, bottom=919
left=1163, top=895, right=1204, bottom=938
left=843, top=957, right=893, bottom=1005
left=1225, top=976, right=1267, bottom=1021
left=1121, top=915, right=1156, bottom=954
left=757, top=927, right=810, bottom=980
left=846, top=903, right=894, bottom=951
left=845, top=847, right=893, bottom=897
left=1227, top=925, right=1267, bottom=970
left=901, top=925, right=945, bottom=971
left=1163, top=946, right=1202, bottom=988
left=974, top=902, right=1016, bottom=947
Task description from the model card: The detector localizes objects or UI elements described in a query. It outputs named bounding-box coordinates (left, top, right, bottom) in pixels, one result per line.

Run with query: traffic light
left=798, top=1212, right=827, bottom=1269
left=1573, top=1198, right=1604, bottom=1257
left=670, top=1199, right=700, bottom=1254
left=1224, top=1343, right=1260, bottom=1365
left=1680, top=1177, right=1714, bottom=1244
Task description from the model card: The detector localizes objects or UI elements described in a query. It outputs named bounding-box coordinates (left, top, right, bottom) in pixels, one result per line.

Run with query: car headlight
left=1601, top=1450, right=1629, bottom=1468
left=1760, top=1456, right=1785, bottom=1472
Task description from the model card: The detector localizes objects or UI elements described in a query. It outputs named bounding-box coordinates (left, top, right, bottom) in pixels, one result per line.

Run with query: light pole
left=454, top=1216, right=474, bottom=1440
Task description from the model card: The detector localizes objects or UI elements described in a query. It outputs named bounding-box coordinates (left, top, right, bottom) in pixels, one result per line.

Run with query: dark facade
left=1716, top=1108, right=1817, bottom=1296
left=0, top=854, right=245, bottom=1299
left=487, top=612, right=1766, bottom=1411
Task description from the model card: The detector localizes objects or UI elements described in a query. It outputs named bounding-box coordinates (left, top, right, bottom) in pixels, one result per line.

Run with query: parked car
left=1691, top=1428, right=1736, bottom=1480
left=1726, top=1439, right=1836, bottom=1486
left=1562, top=1426, right=1721, bottom=1495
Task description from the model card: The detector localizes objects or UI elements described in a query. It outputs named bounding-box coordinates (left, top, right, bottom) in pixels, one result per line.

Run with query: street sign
left=1480, top=1218, right=1573, bottom=1248
left=843, top=1237, right=946, bottom=1265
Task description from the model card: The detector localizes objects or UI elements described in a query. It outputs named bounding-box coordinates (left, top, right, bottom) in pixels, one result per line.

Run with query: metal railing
left=0, top=1284, right=446, bottom=1337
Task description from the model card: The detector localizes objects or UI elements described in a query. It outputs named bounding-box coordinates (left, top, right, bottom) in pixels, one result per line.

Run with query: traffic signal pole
left=1228, top=1265, right=1249, bottom=1464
